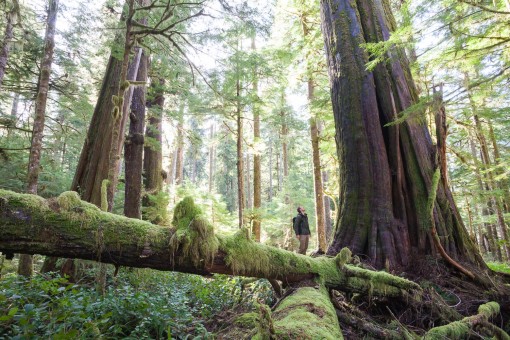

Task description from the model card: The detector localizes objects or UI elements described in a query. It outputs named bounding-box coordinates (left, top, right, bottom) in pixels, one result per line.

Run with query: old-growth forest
left=0, top=0, right=509, bottom=338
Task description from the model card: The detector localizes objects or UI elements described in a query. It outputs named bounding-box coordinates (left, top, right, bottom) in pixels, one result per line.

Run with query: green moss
left=234, top=312, right=259, bottom=327
left=169, top=197, right=219, bottom=268
left=424, top=320, right=470, bottom=340
left=56, top=191, right=82, bottom=211
left=1, top=189, right=167, bottom=253
left=101, top=179, right=109, bottom=212
left=335, top=247, right=352, bottom=267
left=477, top=301, right=499, bottom=318
left=426, top=167, right=441, bottom=224
left=273, top=285, right=343, bottom=339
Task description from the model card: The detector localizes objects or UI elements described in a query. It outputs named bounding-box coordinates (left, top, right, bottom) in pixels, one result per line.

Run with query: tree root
left=424, top=302, right=510, bottom=339
left=330, top=290, right=403, bottom=339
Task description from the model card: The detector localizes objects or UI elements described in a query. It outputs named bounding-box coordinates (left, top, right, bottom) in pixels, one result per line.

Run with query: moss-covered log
left=0, top=189, right=420, bottom=299
left=219, top=281, right=344, bottom=339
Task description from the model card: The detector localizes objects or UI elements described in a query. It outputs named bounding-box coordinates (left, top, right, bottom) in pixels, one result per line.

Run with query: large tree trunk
left=19, top=0, right=58, bottom=277
left=0, top=0, right=19, bottom=90
left=320, top=0, right=484, bottom=271
left=124, top=51, right=148, bottom=219
left=72, top=2, right=139, bottom=207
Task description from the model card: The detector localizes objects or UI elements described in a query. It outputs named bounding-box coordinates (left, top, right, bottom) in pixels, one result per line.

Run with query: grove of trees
left=1, top=0, right=509, bottom=338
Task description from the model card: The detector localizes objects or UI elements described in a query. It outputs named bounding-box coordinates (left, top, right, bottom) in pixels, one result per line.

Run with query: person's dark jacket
left=293, top=213, right=310, bottom=236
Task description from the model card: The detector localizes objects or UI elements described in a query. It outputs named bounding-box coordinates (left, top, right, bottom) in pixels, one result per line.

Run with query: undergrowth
left=0, top=269, right=273, bottom=339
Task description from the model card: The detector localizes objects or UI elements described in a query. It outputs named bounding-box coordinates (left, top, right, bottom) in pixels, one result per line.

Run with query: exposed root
left=424, top=302, right=509, bottom=339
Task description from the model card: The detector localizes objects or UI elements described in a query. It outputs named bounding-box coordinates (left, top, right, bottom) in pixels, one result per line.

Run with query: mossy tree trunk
left=124, top=50, right=148, bottom=219
left=19, top=0, right=58, bottom=277
left=72, top=1, right=140, bottom=207
left=142, top=77, right=165, bottom=219
left=320, top=0, right=485, bottom=270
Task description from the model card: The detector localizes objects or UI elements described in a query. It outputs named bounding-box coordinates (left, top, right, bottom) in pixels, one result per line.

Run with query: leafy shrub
left=0, top=269, right=272, bottom=339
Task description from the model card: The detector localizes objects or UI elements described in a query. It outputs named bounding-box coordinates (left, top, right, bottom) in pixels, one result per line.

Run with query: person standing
left=293, top=206, right=310, bottom=255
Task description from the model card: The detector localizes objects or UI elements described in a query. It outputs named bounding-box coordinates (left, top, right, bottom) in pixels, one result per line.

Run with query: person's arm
left=293, top=215, right=301, bottom=238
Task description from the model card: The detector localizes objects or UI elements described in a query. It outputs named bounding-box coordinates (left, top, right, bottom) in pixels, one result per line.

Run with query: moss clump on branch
left=169, top=196, right=219, bottom=268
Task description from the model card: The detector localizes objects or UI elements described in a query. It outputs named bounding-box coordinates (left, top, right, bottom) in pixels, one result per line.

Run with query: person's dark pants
left=299, top=235, right=310, bottom=255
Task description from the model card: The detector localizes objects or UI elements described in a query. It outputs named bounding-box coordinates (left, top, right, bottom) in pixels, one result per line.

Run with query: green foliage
left=142, top=191, right=170, bottom=225
left=487, top=262, right=510, bottom=274
left=0, top=270, right=266, bottom=339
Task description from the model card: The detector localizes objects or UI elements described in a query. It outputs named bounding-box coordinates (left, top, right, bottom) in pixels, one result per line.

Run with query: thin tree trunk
left=19, top=0, right=58, bottom=277
left=169, top=145, right=177, bottom=186
left=487, top=120, right=510, bottom=213
left=276, top=149, right=282, bottom=192
left=246, top=154, right=252, bottom=209
left=7, top=92, right=20, bottom=138
left=208, top=124, right=215, bottom=193
left=301, top=16, right=327, bottom=252
left=175, top=108, right=184, bottom=185
left=0, top=0, right=19, bottom=89
left=468, top=132, right=498, bottom=259
left=323, top=170, right=333, bottom=242
left=268, top=143, right=273, bottom=201
left=236, top=77, right=245, bottom=228
left=251, top=36, right=262, bottom=241
left=466, top=73, right=510, bottom=261
left=124, top=51, right=148, bottom=219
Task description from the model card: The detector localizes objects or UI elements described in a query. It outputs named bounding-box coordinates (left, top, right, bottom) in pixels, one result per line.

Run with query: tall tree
left=300, top=10, right=327, bottom=252
left=18, top=0, right=58, bottom=277
left=0, top=0, right=20, bottom=89
left=320, top=0, right=484, bottom=271
left=124, top=51, right=148, bottom=218
left=252, top=37, right=262, bottom=242
left=142, top=77, right=165, bottom=221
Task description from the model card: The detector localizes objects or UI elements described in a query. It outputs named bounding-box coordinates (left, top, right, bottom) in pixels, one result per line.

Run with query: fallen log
left=0, top=189, right=421, bottom=300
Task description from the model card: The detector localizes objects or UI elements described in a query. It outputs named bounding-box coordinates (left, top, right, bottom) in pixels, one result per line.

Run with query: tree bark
left=251, top=37, right=262, bottom=242
left=268, top=143, right=273, bottom=201
left=106, top=0, right=136, bottom=212
left=236, top=77, right=245, bottom=228
left=174, top=109, right=184, bottom=185
left=72, top=2, right=139, bottom=207
left=143, top=78, right=165, bottom=198
left=208, top=124, right=215, bottom=193
left=320, top=0, right=484, bottom=270
left=124, top=51, right=148, bottom=219
left=20, top=0, right=58, bottom=277
left=0, top=0, right=19, bottom=90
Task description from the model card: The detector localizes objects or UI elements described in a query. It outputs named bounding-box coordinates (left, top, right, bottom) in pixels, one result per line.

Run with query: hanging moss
left=169, top=197, right=219, bottom=268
